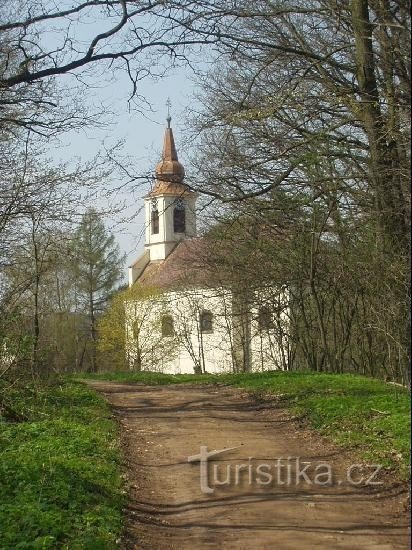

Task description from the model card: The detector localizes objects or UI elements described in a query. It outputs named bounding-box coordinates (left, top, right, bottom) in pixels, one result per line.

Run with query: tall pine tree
left=71, top=209, right=124, bottom=371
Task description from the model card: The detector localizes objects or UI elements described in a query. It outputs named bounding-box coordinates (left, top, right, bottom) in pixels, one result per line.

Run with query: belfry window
left=200, top=310, right=213, bottom=333
left=151, top=199, right=159, bottom=234
left=173, top=199, right=186, bottom=233
left=161, top=314, right=174, bottom=337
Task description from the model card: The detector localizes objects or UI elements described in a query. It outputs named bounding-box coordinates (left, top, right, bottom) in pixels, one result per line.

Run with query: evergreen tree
left=71, top=209, right=124, bottom=371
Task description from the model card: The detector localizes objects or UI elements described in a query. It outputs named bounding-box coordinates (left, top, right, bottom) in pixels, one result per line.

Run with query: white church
left=125, top=117, right=290, bottom=374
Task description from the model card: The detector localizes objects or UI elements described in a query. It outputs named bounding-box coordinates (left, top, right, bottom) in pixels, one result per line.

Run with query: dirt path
left=86, top=381, right=409, bottom=550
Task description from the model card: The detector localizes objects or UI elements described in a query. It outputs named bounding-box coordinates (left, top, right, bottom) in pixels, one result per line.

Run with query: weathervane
left=166, top=97, right=172, bottom=128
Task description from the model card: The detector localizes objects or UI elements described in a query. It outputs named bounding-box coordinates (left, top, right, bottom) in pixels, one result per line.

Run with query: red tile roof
left=136, top=238, right=217, bottom=289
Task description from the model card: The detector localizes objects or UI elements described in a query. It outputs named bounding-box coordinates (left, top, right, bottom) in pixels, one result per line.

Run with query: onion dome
left=155, top=115, right=185, bottom=183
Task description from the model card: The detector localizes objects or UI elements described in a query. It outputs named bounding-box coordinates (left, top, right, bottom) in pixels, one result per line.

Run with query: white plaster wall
left=125, top=287, right=234, bottom=374
left=171, top=288, right=234, bottom=374
left=125, top=285, right=290, bottom=375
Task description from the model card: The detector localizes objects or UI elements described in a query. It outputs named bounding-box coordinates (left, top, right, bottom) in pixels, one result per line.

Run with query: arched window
left=258, top=306, right=273, bottom=331
left=151, top=207, right=159, bottom=234
left=173, top=199, right=186, bottom=233
left=161, top=315, right=174, bottom=337
left=200, top=310, right=213, bottom=333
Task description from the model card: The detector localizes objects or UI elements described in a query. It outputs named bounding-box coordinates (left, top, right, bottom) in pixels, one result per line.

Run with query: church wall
left=144, top=196, right=165, bottom=246
left=125, top=286, right=291, bottom=374
left=125, top=287, right=234, bottom=374
left=171, top=288, right=234, bottom=374
left=182, top=195, right=197, bottom=237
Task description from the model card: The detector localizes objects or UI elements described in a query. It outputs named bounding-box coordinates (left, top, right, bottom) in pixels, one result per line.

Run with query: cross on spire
left=166, top=97, right=172, bottom=128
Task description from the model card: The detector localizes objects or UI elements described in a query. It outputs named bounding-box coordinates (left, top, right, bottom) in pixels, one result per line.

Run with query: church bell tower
left=144, top=115, right=197, bottom=261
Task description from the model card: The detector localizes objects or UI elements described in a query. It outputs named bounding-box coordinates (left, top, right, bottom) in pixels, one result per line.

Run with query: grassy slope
left=0, top=379, right=123, bottom=549
left=82, top=370, right=410, bottom=478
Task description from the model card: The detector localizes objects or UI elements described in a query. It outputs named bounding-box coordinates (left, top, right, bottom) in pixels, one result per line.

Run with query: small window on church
left=200, top=310, right=213, bottom=333
left=173, top=199, right=186, bottom=233
left=258, top=306, right=273, bottom=331
left=161, top=315, right=174, bottom=337
left=151, top=208, right=159, bottom=234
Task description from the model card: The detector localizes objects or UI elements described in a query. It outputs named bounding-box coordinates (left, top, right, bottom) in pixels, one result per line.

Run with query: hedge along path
left=85, top=380, right=409, bottom=550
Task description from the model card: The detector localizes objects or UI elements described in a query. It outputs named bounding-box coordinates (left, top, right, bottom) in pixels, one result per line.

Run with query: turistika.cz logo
left=188, top=446, right=383, bottom=495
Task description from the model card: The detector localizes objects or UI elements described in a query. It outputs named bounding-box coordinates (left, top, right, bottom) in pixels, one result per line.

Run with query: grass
left=81, top=370, right=410, bottom=478
left=0, top=377, right=124, bottom=549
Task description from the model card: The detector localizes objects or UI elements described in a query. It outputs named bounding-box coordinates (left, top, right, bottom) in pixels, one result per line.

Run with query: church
left=125, top=117, right=290, bottom=374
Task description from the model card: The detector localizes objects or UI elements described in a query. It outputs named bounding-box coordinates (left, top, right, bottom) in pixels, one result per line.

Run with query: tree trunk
left=32, top=274, right=40, bottom=372
left=89, top=288, right=96, bottom=372
left=350, top=0, right=408, bottom=250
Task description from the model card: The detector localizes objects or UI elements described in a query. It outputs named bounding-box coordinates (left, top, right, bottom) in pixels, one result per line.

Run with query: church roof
left=147, top=181, right=193, bottom=197
left=135, top=238, right=217, bottom=289
left=147, top=117, right=191, bottom=198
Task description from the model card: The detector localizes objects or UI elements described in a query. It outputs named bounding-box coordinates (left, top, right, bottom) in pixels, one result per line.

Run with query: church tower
left=144, top=116, right=197, bottom=261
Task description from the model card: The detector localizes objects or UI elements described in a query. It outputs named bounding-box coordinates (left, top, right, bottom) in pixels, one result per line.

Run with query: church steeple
left=154, top=116, right=185, bottom=186
left=143, top=116, right=197, bottom=261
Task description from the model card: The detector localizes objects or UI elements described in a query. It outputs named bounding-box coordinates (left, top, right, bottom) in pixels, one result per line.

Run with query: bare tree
left=0, top=0, right=224, bottom=136
left=0, top=134, right=114, bottom=374
left=182, top=1, right=410, bottom=383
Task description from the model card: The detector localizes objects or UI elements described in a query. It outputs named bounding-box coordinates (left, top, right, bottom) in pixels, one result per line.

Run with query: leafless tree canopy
left=185, top=0, right=411, bottom=383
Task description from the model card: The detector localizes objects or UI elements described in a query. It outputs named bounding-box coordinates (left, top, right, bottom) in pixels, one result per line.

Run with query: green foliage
left=70, top=208, right=125, bottom=371
left=97, top=283, right=164, bottom=371
left=71, top=209, right=125, bottom=313
left=0, top=379, right=123, bottom=549
left=81, top=371, right=410, bottom=478
left=0, top=309, right=33, bottom=367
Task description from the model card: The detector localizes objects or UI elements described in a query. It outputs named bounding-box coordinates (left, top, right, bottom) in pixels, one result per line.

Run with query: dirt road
left=86, top=381, right=409, bottom=549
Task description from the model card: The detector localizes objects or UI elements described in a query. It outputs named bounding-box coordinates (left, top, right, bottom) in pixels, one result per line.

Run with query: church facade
left=125, top=118, right=289, bottom=374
